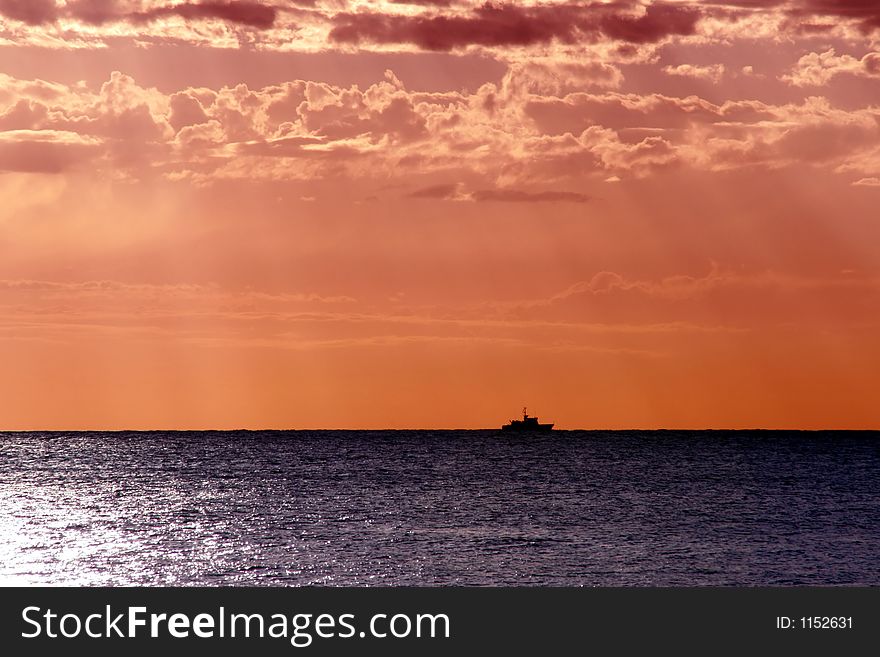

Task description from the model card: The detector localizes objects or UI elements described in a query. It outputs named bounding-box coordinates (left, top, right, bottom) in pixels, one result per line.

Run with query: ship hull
left=500, top=423, right=554, bottom=432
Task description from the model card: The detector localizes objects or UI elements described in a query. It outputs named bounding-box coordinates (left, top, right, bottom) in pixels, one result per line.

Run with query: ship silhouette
left=501, top=407, right=554, bottom=432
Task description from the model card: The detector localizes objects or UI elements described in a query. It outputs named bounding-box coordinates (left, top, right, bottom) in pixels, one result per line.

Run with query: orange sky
left=1, top=1, right=879, bottom=429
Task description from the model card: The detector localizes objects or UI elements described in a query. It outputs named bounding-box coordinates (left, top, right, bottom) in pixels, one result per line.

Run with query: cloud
left=3, top=66, right=879, bottom=185
left=0, top=275, right=730, bottom=359
left=470, top=189, right=590, bottom=203
left=0, top=130, right=102, bottom=173
left=1, top=0, right=878, bottom=53
left=503, top=60, right=624, bottom=95
left=390, top=0, right=455, bottom=5
left=853, top=176, right=880, bottom=186
left=790, top=1, right=880, bottom=35
left=0, top=0, right=278, bottom=29
left=133, top=1, right=277, bottom=29
left=328, top=3, right=701, bottom=51
left=328, top=5, right=570, bottom=51
left=524, top=92, right=724, bottom=134
left=0, top=71, right=172, bottom=143
left=297, top=74, right=427, bottom=142
left=167, top=91, right=210, bottom=131
left=782, top=49, right=880, bottom=86
left=512, top=266, right=880, bottom=327
left=409, top=183, right=460, bottom=199
left=663, top=63, right=725, bottom=83
left=408, top=183, right=590, bottom=203
left=701, top=1, right=787, bottom=6
left=0, top=0, right=56, bottom=25
left=690, top=98, right=880, bottom=172
left=601, top=3, right=701, bottom=44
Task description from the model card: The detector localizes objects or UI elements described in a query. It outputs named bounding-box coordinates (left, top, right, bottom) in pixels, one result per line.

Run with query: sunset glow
left=1, top=1, right=879, bottom=429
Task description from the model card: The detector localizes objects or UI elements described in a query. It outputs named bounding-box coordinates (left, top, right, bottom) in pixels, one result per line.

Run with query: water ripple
left=0, top=430, right=878, bottom=586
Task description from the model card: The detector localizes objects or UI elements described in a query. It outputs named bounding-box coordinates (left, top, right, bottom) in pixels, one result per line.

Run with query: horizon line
left=1, top=427, right=878, bottom=432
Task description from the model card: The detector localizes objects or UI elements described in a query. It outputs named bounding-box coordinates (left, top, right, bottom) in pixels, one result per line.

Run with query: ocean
left=1, top=430, right=877, bottom=586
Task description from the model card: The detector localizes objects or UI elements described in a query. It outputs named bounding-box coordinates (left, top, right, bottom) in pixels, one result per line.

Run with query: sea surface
left=1, top=430, right=878, bottom=586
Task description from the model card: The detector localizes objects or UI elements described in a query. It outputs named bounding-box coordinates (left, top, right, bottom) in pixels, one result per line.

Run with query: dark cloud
left=390, top=0, right=456, bottom=6
left=0, top=0, right=57, bottom=25
left=800, top=0, right=879, bottom=14
left=62, top=0, right=126, bottom=25
left=796, top=0, right=880, bottom=32
left=700, top=1, right=787, bottom=7
left=409, top=183, right=459, bottom=198
left=329, top=6, right=570, bottom=50
left=471, top=189, right=591, bottom=203
left=136, top=1, right=278, bottom=29
left=1, top=0, right=279, bottom=29
left=600, top=4, right=702, bottom=44
left=329, top=3, right=700, bottom=51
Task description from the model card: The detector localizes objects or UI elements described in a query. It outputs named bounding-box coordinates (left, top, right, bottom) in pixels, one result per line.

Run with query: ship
left=501, top=407, right=554, bottom=432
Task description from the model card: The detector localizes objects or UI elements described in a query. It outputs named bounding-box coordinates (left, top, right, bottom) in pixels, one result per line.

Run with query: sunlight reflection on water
left=1, top=430, right=878, bottom=586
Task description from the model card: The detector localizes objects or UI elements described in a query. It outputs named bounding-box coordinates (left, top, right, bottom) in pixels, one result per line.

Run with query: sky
left=0, top=0, right=879, bottom=429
